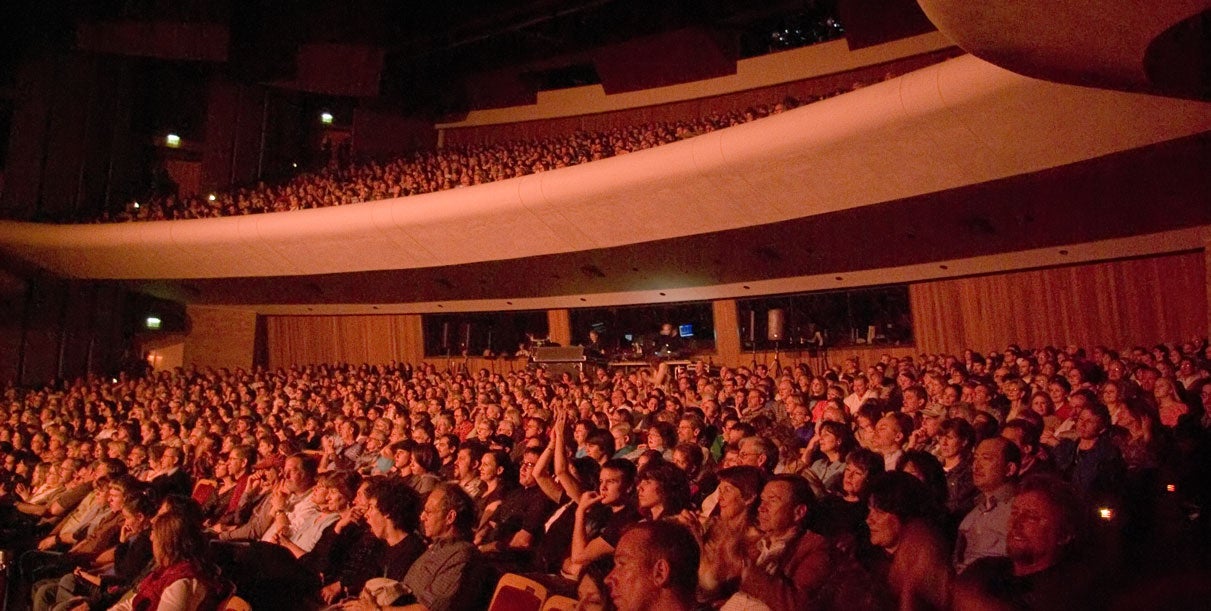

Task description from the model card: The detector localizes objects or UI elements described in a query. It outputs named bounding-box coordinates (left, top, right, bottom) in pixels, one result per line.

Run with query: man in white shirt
left=844, top=375, right=878, bottom=415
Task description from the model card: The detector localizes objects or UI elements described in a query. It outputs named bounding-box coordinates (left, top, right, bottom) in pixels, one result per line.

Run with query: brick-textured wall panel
left=184, top=306, right=257, bottom=369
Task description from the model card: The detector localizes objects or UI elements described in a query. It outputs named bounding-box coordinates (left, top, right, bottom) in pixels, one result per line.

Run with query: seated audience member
left=735, top=475, right=831, bottom=611
left=148, top=446, right=193, bottom=502
left=808, top=421, right=854, bottom=493
left=109, top=509, right=230, bottom=611
left=475, top=445, right=555, bottom=560
left=16, top=458, right=87, bottom=521
left=937, top=418, right=978, bottom=518
left=634, top=460, right=694, bottom=526
left=954, top=438, right=1021, bottom=573
left=865, top=471, right=952, bottom=610
left=272, top=471, right=350, bottom=557
left=28, top=475, right=138, bottom=609
left=698, top=466, right=764, bottom=604
left=452, top=441, right=487, bottom=499
left=873, top=412, right=912, bottom=472
left=201, top=445, right=258, bottom=527
left=35, top=459, right=126, bottom=551
left=367, top=482, right=482, bottom=611
left=42, top=492, right=157, bottom=611
left=361, top=478, right=427, bottom=586
left=813, top=448, right=883, bottom=550
left=605, top=520, right=700, bottom=611
left=566, top=459, right=640, bottom=578
left=1052, top=404, right=1126, bottom=504
left=402, top=443, right=443, bottom=497
left=1000, top=420, right=1055, bottom=477
left=737, top=436, right=777, bottom=475
left=474, top=449, right=516, bottom=531
left=954, top=475, right=1100, bottom=610
left=575, top=557, right=616, bottom=611
left=220, top=453, right=318, bottom=542
left=897, top=450, right=950, bottom=515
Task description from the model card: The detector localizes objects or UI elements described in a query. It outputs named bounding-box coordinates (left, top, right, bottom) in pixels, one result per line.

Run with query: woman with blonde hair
left=1153, top=377, right=1188, bottom=427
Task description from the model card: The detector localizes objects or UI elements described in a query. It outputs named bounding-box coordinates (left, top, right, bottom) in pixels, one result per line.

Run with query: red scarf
left=224, top=474, right=251, bottom=516
left=132, top=561, right=222, bottom=611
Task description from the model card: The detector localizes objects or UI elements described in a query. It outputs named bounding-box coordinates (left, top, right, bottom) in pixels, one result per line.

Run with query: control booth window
left=738, top=285, right=912, bottom=351
left=422, top=311, right=549, bottom=357
left=570, top=301, right=715, bottom=359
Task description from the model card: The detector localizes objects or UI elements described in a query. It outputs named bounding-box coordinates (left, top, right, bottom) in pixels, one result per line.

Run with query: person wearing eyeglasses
left=474, top=446, right=555, bottom=562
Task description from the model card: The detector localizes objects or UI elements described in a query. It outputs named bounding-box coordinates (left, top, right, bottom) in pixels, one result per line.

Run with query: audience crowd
left=2, top=337, right=1211, bottom=610
left=103, top=87, right=879, bottom=223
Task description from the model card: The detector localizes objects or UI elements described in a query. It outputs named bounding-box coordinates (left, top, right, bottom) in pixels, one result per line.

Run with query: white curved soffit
left=0, top=54, right=1208, bottom=280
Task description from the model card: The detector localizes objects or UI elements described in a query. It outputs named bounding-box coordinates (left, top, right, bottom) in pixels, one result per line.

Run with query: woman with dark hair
left=809, top=420, right=855, bottom=493
left=671, top=442, right=714, bottom=505
left=813, top=448, right=883, bottom=556
left=896, top=450, right=949, bottom=513
left=634, top=460, right=692, bottom=521
left=110, top=510, right=229, bottom=611
left=1053, top=403, right=1127, bottom=504
left=475, top=449, right=516, bottom=534
left=937, top=417, right=978, bottom=517
left=642, top=422, right=677, bottom=460
left=403, top=444, right=442, bottom=496
left=865, top=471, right=951, bottom=611
left=698, top=466, right=764, bottom=605
left=575, top=557, right=616, bottom=611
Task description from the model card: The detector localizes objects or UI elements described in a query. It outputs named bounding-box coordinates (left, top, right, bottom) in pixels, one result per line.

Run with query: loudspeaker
left=767, top=309, right=785, bottom=342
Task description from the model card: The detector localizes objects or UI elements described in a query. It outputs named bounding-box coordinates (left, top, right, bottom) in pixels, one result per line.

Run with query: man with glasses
left=474, top=446, right=555, bottom=562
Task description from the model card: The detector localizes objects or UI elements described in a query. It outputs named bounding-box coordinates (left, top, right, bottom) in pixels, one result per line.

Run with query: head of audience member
left=874, top=412, right=912, bottom=455
left=645, top=422, right=676, bottom=453
left=226, top=445, right=257, bottom=479
left=454, top=441, right=485, bottom=482
left=576, top=557, right=617, bottom=611
left=319, top=470, right=361, bottom=514
left=605, top=521, right=700, bottom=611
left=714, top=465, right=765, bottom=524
left=814, top=420, right=856, bottom=462
left=737, top=436, right=776, bottom=474
left=598, top=459, right=637, bottom=507
left=843, top=448, right=886, bottom=503
left=1075, top=404, right=1111, bottom=441
left=364, top=477, right=422, bottom=540
left=517, top=446, right=542, bottom=488
left=635, top=460, right=691, bottom=519
left=420, top=482, right=477, bottom=542
left=757, top=474, right=814, bottom=539
left=121, top=491, right=157, bottom=538
left=283, top=453, right=318, bottom=494
left=937, top=418, right=976, bottom=464
left=866, top=471, right=938, bottom=554
left=1007, top=475, right=1086, bottom=576
left=670, top=443, right=705, bottom=480
left=896, top=450, right=948, bottom=510
left=971, top=437, right=1021, bottom=494
left=479, top=449, right=515, bottom=489
left=150, top=509, right=208, bottom=570
left=583, top=430, right=616, bottom=464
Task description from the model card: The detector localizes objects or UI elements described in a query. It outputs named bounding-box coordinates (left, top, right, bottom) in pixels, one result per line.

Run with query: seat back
left=488, top=573, right=549, bottom=611
left=222, top=594, right=252, bottom=611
